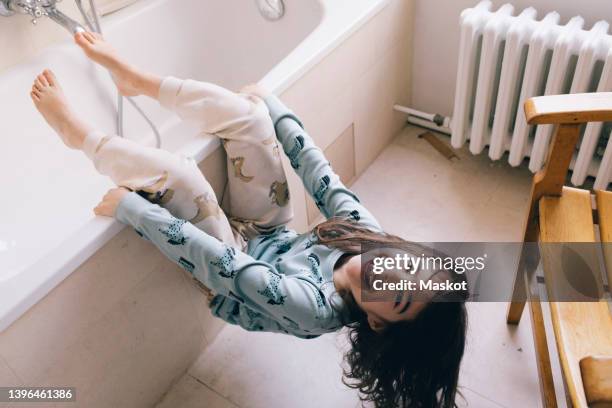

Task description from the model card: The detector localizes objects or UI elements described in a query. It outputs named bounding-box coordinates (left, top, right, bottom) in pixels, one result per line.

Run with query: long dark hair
left=314, top=218, right=468, bottom=408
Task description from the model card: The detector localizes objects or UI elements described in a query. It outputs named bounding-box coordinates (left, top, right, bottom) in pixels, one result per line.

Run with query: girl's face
left=342, top=254, right=432, bottom=332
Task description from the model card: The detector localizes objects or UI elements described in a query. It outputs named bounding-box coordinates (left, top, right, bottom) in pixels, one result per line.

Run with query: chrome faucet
left=0, top=0, right=85, bottom=33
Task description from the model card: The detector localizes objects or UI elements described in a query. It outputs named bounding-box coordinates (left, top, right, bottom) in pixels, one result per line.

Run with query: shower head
left=0, top=0, right=85, bottom=33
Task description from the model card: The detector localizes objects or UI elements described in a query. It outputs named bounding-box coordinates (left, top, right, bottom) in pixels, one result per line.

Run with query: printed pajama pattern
left=108, top=88, right=384, bottom=338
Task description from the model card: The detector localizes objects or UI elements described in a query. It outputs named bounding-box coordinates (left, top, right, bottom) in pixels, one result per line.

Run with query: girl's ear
left=367, top=315, right=385, bottom=333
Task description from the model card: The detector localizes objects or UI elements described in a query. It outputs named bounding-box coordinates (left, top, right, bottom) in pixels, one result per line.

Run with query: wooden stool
left=506, top=93, right=612, bottom=407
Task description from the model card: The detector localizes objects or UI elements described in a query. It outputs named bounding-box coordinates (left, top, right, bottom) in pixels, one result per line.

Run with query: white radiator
left=451, top=1, right=612, bottom=190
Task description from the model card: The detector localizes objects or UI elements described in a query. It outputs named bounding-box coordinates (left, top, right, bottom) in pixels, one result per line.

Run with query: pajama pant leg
left=82, top=131, right=243, bottom=250
left=82, top=79, right=293, bottom=300
left=157, top=77, right=293, bottom=239
left=82, top=78, right=292, bottom=244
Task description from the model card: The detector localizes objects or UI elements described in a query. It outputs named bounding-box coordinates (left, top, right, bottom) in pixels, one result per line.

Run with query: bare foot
left=74, top=31, right=144, bottom=97
left=30, top=70, right=90, bottom=149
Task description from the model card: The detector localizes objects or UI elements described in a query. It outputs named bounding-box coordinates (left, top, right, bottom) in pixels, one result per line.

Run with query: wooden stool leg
left=507, top=255, right=527, bottom=324
left=507, top=198, right=540, bottom=324
left=507, top=294, right=526, bottom=324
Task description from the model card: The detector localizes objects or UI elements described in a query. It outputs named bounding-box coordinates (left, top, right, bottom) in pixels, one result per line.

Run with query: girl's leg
left=156, top=78, right=294, bottom=236
left=30, top=70, right=241, bottom=249
left=74, top=31, right=161, bottom=99
left=84, top=132, right=240, bottom=246
left=75, top=32, right=293, bottom=236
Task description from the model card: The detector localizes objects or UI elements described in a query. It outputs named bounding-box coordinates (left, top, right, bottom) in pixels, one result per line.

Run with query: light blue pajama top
left=115, top=95, right=382, bottom=339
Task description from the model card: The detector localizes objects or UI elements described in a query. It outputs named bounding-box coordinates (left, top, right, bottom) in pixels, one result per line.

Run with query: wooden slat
left=525, top=92, right=612, bottom=125
left=579, top=356, right=612, bottom=406
left=540, top=187, right=596, bottom=242
left=540, top=187, right=612, bottom=408
left=596, top=190, right=612, bottom=292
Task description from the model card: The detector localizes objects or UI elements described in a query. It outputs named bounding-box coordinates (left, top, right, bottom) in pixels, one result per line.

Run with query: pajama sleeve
left=207, top=294, right=320, bottom=338
left=115, top=192, right=331, bottom=333
left=264, top=95, right=383, bottom=232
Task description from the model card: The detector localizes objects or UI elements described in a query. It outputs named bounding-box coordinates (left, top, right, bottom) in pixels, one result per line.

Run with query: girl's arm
left=208, top=294, right=322, bottom=338
left=115, top=192, right=334, bottom=333
left=264, top=96, right=382, bottom=232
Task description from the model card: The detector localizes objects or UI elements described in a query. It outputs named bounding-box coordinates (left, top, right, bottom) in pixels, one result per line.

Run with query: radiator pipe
left=393, top=105, right=452, bottom=135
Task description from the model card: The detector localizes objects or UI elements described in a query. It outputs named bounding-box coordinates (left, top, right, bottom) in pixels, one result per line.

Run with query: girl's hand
left=94, top=187, right=130, bottom=217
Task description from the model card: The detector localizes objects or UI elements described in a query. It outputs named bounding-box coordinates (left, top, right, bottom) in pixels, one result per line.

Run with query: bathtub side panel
left=0, top=148, right=229, bottom=408
left=281, top=0, right=414, bottom=232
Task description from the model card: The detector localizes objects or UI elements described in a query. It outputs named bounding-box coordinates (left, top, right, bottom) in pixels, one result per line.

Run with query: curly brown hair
left=315, top=218, right=468, bottom=408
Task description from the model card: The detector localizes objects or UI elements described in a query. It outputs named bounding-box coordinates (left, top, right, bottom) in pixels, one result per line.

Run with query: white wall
left=411, top=0, right=612, bottom=117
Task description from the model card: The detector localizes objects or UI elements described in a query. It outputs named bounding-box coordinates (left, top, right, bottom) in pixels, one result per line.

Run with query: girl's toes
left=74, top=32, right=88, bottom=46
left=35, top=79, right=45, bottom=92
left=37, top=73, right=49, bottom=86
left=43, top=69, right=56, bottom=86
left=83, top=31, right=96, bottom=43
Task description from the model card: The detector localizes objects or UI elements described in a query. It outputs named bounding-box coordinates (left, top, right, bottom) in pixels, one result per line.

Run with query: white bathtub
left=0, top=0, right=391, bottom=331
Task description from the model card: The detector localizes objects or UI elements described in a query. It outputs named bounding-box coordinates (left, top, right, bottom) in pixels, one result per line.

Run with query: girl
left=30, top=31, right=468, bottom=408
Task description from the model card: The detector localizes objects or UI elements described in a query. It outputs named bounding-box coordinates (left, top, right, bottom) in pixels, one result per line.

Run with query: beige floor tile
left=189, top=325, right=361, bottom=408
left=456, top=387, right=508, bottom=408
left=460, top=303, right=540, bottom=408
left=352, top=128, right=532, bottom=242
left=155, top=375, right=238, bottom=408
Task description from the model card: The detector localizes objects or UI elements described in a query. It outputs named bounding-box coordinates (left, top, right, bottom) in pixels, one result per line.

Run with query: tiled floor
left=156, top=126, right=542, bottom=408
